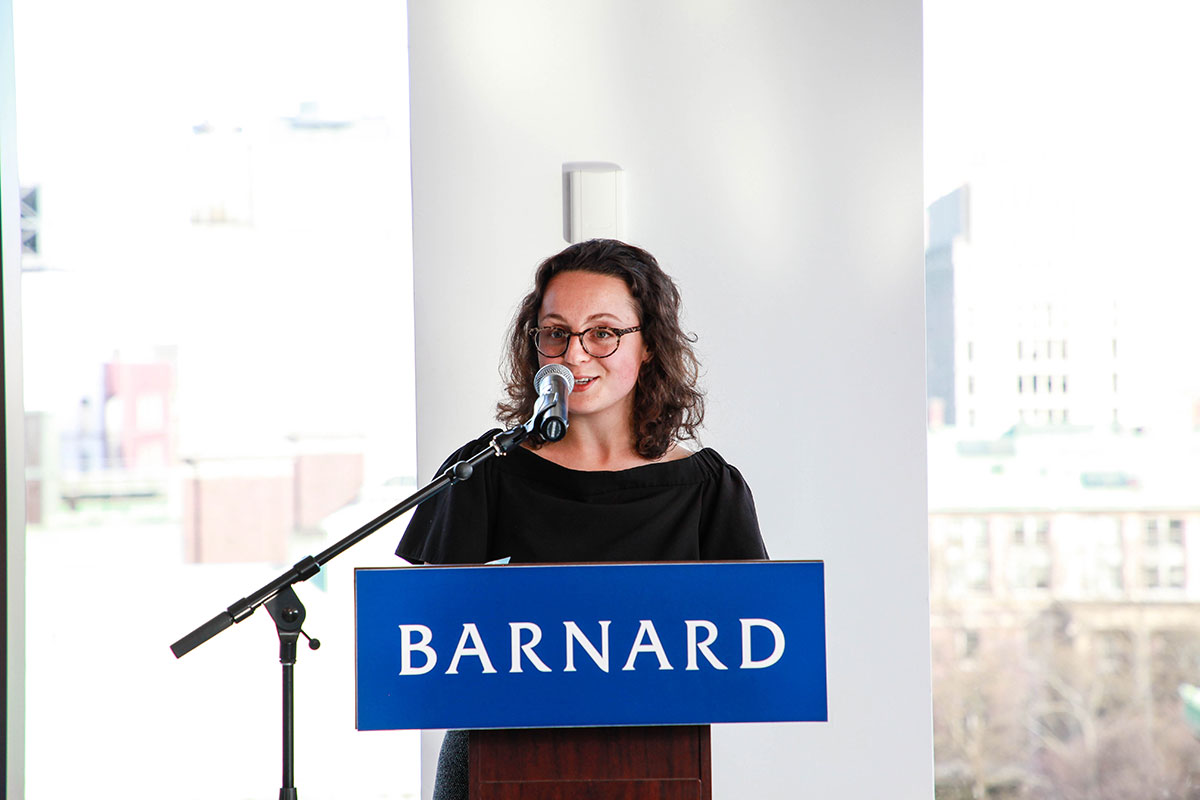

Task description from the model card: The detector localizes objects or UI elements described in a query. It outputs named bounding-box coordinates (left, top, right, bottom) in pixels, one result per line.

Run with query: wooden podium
left=469, top=725, right=712, bottom=800
left=355, top=563, right=827, bottom=797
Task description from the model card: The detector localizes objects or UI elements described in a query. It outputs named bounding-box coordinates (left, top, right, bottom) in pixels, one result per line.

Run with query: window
left=1145, top=518, right=1159, bottom=546
left=1032, top=564, right=1051, bottom=589
left=1035, top=519, right=1050, bottom=546
left=959, top=629, right=981, bottom=659
left=1169, top=565, right=1187, bottom=589
left=1144, top=565, right=1161, bottom=588
left=1142, top=516, right=1187, bottom=593
left=1009, top=517, right=1053, bottom=592
left=946, top=518, right=992, bottom=594
left=925, top=1, right=1200, bottom=795
left=14, top=4, right=419, bottom=797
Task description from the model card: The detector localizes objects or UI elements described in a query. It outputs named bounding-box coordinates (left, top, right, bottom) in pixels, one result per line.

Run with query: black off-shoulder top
left=396, top=429, right=767, bottom=565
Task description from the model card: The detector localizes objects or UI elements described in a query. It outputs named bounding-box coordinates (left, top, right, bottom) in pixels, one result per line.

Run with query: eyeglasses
left=529, top=325, right=642, bottom=359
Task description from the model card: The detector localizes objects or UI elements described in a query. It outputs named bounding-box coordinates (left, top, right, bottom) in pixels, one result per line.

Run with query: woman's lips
left=572, top=376, right=596, bottom=392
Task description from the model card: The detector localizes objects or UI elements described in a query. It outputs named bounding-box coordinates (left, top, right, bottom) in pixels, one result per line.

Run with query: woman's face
left=536, top=270, right=649, bottom=430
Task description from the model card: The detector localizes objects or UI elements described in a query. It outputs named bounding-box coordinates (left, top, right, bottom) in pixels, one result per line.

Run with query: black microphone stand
left=170, top=423, right=533, bottom=800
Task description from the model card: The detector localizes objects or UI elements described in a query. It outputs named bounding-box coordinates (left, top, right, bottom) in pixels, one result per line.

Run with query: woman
left=398, top=238, right=765, bottom=564
left=395, top=238, right=766, bottom=799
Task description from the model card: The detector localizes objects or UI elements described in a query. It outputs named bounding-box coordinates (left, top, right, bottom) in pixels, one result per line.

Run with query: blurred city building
left=27, top=353, right=176, bottom=522
left=182, top=436, right=365, bottom=564
left=925, top=182, right=1199, bottom=438
left=928, top=426, right=1200, bottom=797
left=926, top=180, right=1200, bottom=797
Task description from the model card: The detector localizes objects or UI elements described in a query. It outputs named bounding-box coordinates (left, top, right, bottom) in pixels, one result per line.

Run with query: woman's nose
left=563, top=333, right=590, bottom=363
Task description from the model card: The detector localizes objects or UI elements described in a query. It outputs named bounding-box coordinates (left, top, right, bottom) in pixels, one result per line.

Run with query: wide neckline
left=511, top=443, right=711, bottom=478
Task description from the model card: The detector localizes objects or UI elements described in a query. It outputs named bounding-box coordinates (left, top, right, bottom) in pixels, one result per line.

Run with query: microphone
left=532, top=364, right=574, bottom=442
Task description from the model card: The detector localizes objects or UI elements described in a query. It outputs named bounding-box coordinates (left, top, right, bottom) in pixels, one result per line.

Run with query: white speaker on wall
left=562, top=162, right=623, bottom=243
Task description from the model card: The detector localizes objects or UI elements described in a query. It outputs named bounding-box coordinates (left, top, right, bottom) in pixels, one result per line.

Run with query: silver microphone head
left=535, top=363, right=575, bottom=393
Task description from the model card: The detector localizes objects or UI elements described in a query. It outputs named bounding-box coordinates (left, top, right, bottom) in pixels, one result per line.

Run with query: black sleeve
left=394, top=430, right=501, bottom=565
left=696, top=450, right=769, bottom=560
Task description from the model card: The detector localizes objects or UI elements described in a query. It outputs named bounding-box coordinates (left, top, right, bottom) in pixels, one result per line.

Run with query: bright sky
left=924, top=0, right=1200, bottom=204
left=924, top=0, right=1200, bottom=409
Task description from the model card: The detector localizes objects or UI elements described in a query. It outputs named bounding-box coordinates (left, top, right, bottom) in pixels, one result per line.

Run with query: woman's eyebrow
left=540, top=311, right=625, bottom=324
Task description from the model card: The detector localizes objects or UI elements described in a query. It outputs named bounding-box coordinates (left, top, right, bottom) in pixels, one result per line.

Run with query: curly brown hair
left=497, top=239, right=704, bottom=460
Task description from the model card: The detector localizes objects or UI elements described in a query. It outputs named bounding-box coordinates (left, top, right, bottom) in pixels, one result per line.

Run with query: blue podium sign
left=355, top=561, right=826, bottom=731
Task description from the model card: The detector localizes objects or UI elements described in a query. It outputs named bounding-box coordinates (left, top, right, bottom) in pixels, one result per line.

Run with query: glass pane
left=926, top=0, right=1200, bottom=796
left=15, top=1, right=419, bottom=798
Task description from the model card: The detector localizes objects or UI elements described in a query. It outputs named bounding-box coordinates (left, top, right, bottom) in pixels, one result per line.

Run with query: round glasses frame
left=529, top=325, right=642, bottom=359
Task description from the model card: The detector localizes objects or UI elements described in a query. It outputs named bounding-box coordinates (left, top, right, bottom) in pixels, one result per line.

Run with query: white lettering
left=740, top=618, right=786, bottom=669
left=398, top=624, right=437, bottom=676
left=685, top=620, right=728, bottom=671
left=400, top=618, right=784, bottom=676
left=622, top=619, right=674, bottom=671
left=446, top=623, right=497, bottom=674
left=563, top=620, right=611, bottom=672
left=509, top=622, right=551, bottom=673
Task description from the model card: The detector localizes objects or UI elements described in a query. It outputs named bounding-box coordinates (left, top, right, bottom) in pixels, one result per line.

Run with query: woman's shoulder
left=609, top=445, right=751, bottom=490
left=683, top=445, right=743, bottom=480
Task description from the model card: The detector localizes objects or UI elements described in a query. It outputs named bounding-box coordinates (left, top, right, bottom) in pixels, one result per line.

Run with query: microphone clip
left=491, top=424, right=532, bottom=455
left=530, top=400, right=567, bottom=443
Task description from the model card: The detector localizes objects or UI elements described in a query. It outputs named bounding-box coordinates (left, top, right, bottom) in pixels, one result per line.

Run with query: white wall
left=407, top=0, right=931, bottom=796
